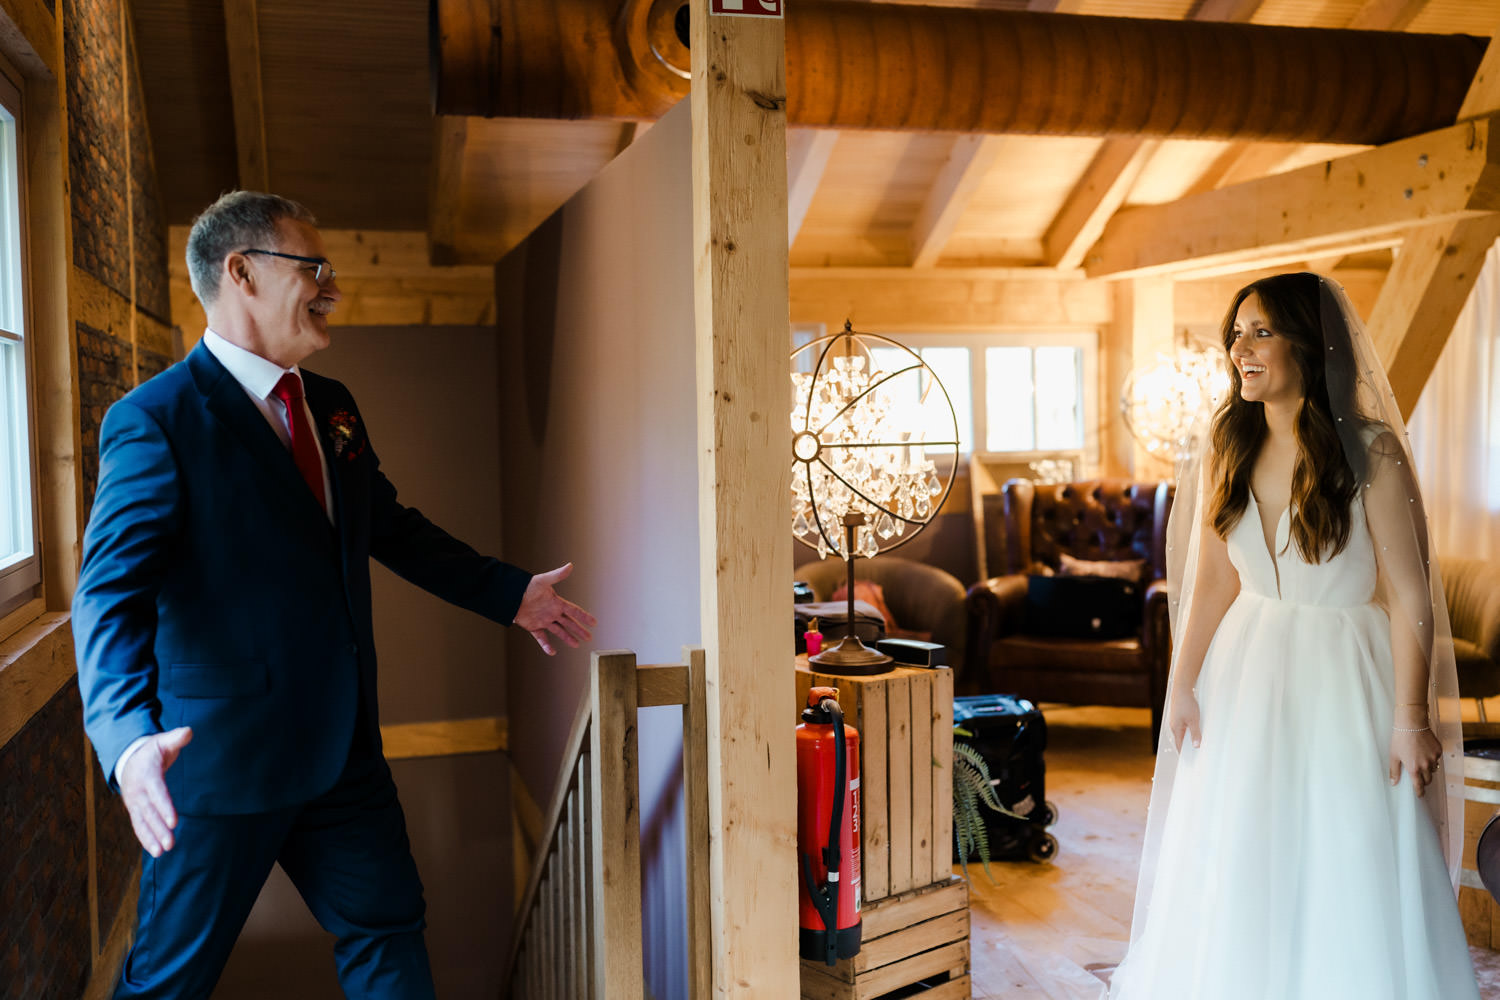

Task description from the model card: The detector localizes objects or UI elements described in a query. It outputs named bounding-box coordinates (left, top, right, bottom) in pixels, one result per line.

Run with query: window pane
left=917, top=347, right=969, bottom=455
left=986, top=347, right=1035, bottom=451
left=0, top=336, right=29, bottom=571
left=0, top=98, right=29, bottom=578
left=1034, top=346, right=1083, bottom=450
left=0, top=110, right=18, bottom=335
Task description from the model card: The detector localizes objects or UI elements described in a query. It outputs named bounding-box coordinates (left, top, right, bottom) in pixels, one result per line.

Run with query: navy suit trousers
left=112, top=732, right=435, bottom=1000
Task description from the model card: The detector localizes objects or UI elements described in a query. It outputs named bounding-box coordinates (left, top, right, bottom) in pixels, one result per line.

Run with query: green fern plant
left=952, top=726, right=1029, bottom=882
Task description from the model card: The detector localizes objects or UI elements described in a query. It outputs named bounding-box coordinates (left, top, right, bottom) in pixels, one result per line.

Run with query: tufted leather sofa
left=794, top=555, right=968, bottom=671
left=965, top=479, right=1174, bottom=745
left=1439, top=557, right=1500, bottom=721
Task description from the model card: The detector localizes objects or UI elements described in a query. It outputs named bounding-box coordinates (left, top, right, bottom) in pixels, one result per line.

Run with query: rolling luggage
left=953, top=694, right=1058, bottom=864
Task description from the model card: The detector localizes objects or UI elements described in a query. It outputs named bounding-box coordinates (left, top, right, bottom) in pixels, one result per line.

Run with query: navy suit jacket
left=73, top=342, right=531, bottom=816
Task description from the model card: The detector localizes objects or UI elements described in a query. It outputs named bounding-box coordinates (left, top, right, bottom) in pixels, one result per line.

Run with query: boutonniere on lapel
left=326, top=408, right=367, bottom=462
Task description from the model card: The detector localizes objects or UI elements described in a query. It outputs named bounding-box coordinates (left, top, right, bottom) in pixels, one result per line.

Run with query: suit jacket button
left=348, top=643, right=359, bottom=656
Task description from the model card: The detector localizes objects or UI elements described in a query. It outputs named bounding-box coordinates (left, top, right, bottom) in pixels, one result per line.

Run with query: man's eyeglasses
left=239, top=249, right=337, bottom=286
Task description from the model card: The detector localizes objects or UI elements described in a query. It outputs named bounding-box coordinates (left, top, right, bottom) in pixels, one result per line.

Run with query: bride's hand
left=1167, top=688, right=1202, bottom=752
left=1389, top=726, right=1442, bottom=798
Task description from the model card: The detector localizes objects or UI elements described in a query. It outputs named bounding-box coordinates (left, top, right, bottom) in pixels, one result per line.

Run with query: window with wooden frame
left=0, top=66, right=38, bottom=618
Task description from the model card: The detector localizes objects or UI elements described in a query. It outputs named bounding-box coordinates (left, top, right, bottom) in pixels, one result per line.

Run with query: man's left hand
left=514, top=562, right=597, bottom=655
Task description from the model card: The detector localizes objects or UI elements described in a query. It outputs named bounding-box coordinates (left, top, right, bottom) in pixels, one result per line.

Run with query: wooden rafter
left=787, top=129, right=838, bottom=246
left=428, top=116, right=468, bottom=266
left=221, top=0, right=269, bottom=191
left=1372, top=216, right=1500, bottom=415
left=909, top=135, right=1004, bottom=268
left=1046, top=138, right=1160, bottom=270
left=1369, top=14, right=1500, bottom=418
left=1052, top=0, right=1259, bottom=270
left=1348, top=0, right=1427, bottom=31
left=1191, top=0, right=1266, bottom=19
left=1086, top=118, right=1500, bottom=279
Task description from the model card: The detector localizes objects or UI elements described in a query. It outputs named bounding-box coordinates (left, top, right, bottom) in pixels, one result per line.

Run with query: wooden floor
left=959, top=705, right=1500, bottom=999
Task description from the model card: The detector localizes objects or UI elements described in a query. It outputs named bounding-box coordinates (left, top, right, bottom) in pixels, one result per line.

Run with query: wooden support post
left=222, top=0, right=269, bottom=191
left=683, top=647, right=713, bottom=1000
left=1371, top=216, right=1500, bottom=417
left=589, top=651, right=644, bottom=996
left=691, top=1, right=799, bottom=994
left=1368, top=19, right=1500, bottom=418
left=1114, top=277, right=1175, bottom=477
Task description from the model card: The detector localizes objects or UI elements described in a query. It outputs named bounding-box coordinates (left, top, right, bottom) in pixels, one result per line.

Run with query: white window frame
left=860, top=330, right=1101, bottom=465
left=0, top=64, right=38, bottom=618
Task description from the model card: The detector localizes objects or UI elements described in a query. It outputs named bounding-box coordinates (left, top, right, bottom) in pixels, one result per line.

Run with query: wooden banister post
left=590, top=650, right=644, bottom=996
left=691, top=0, right=801, bottom=994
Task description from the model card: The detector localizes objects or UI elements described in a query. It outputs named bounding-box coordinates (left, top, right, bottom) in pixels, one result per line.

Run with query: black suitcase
left=952, top=694, right=1058, bottom=864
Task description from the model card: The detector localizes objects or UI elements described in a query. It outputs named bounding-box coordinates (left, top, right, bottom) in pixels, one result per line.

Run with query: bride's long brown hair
left=1208, top=272, right=1369, bottom=563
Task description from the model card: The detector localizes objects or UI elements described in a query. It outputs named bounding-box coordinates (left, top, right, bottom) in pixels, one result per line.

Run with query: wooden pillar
left=1113, top=277, right=1175, bottom=479
left=690, top=1, right=799, bottom=995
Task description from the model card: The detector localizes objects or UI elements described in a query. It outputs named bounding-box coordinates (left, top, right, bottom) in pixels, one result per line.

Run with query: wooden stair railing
left=505, top=648, right=712, bottom=999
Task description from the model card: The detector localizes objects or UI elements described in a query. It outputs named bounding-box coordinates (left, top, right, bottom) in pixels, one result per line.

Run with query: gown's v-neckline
left=1248, top=489, right=1290, bottom=598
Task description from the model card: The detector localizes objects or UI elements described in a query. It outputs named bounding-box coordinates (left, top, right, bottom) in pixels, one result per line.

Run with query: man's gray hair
left=185, top=191, right=317, bottom=308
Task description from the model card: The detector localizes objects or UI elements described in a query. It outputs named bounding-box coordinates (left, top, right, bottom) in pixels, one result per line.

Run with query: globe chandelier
left=790, top=321, right=959, bottom=673
left=1120, top=334, right=1232, bottom=464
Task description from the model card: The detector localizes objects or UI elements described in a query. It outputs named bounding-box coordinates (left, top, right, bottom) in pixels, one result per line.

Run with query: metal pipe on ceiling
left=431, top=0, right=1487, bottom=145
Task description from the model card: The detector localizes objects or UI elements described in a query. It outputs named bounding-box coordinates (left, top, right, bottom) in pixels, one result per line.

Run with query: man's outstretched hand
left=119, top=726, right=192, bottom=857
left=514, top=563, right=597, bottom=655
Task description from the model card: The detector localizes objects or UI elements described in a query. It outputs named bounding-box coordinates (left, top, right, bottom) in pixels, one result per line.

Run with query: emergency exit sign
left=711, top=0, right=783, bottom=17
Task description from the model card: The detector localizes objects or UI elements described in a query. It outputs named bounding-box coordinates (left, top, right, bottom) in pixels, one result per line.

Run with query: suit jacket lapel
left=188, top=343, right=336, bottom=537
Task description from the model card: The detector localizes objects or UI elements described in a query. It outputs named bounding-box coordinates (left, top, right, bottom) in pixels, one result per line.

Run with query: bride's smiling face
left=1229, top=293, right=1302, bottom=406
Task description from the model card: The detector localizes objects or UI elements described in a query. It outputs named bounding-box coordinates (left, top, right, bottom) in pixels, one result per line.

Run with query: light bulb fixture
left=791, top=321, right=959, bottom=674
left=1120, top=333, right=1231, bottom=465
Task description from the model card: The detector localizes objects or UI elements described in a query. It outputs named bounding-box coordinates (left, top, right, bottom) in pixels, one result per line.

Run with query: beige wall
left=212, top=325, right=513, bottom=999
left=496, top=99, right=699, bottom=999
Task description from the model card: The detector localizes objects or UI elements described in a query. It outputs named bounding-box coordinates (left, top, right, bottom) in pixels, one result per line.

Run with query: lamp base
left=808, top=636, right=895, bottom=676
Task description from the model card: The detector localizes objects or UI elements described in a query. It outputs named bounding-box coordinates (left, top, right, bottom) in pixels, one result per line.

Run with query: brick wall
left=0, top=686, right=92, bottom=1000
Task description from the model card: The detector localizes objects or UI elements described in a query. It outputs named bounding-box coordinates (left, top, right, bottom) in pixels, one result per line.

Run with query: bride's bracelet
left=1392, top=725, right=1431, bottom=734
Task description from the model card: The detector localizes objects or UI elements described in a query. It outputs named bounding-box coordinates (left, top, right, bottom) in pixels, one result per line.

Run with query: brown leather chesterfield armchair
left=965, top=479, right=1174, bottom=745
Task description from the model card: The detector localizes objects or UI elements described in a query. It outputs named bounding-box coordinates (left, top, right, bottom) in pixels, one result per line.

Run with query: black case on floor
left=953, top=694, right=1058, bottom=863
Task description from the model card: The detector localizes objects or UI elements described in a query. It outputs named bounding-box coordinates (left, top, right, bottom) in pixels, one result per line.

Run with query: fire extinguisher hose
left=799, top=696, right=847, bottom=967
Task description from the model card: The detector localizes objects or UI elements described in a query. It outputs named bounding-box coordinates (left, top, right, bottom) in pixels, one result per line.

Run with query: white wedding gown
left=1107, top=493, right=1480, bottom=1000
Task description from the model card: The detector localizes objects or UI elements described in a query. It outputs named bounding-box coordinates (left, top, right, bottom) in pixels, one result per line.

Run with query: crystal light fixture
left=791, top=321, right=959, bottom=673
left=1120, top=336, right=1232, bottom=464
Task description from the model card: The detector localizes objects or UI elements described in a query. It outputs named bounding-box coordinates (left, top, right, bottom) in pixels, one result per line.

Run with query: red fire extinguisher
left=797, top=686, right=862, bottom=966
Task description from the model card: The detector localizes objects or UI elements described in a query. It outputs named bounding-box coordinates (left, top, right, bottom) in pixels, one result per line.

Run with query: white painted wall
left=497, top=98, right=700, bottom=999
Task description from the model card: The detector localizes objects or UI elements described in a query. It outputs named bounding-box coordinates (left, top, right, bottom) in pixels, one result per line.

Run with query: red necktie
left=272, top=372, right=327, bottom=514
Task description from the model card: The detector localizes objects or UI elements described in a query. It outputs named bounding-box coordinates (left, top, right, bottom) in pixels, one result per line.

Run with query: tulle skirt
left=1107, top=593, right=1479, bottom=1000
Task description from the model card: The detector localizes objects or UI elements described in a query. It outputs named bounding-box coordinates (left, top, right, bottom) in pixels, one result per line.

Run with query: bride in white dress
left=1107, top=273, right=1480, bottom=999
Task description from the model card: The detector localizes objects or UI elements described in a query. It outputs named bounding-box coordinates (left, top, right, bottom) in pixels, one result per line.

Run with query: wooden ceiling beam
left=1045, top=139, right=1160, bottom=270
left=1347, top=0, right=1427, bottom=31
left=787, top=129, right=838, bottom=247
left=222, top=0, right=269, bottom=192
left=428, top=116, right=468, bottom=266
left=1086, top=117, right=1500, bottom=279
left=1056, top=0, right=1259, bottom=270
left=909, top=135, right=1005, bottom=268
left=1371, top=16, right=1500, bottom=418
left=1190, top=0, right=1265, bottom=19
left=1372, top=216, right=1500, bottom=417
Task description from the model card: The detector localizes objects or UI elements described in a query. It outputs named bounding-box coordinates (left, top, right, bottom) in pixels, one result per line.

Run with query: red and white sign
left=711, top=0, right=783, bottom=17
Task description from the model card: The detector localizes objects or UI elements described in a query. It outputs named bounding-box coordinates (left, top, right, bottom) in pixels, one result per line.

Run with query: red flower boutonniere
left=327, top=408, right=366, bottom=461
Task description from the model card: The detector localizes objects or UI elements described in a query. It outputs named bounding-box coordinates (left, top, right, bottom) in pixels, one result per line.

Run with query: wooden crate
left=796, top=659, right=955, bottom=905
left=799, top=877, right=971, bottom=1000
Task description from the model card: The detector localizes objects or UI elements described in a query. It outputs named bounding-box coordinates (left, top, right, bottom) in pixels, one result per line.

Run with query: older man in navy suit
left=72, top=190, right=596, bottom=999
